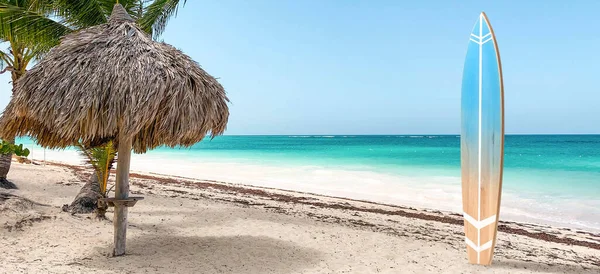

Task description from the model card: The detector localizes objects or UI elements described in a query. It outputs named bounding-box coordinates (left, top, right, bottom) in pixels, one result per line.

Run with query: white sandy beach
left=1, top=161, right=599, bottom=273
left=27, top=148, right=600, bottom=232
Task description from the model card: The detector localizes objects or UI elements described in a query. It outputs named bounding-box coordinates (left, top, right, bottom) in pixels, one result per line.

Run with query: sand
left=30, top=148, right=600, bottom=232
left=1, top=162, right=599, bottom=274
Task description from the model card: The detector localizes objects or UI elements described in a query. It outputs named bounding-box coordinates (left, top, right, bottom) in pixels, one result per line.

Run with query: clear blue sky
left=1, top=0, right=598, bottom=135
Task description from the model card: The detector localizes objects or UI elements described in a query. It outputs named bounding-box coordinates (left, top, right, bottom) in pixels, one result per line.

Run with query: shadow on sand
left=81, top=234, right=322, bottom=274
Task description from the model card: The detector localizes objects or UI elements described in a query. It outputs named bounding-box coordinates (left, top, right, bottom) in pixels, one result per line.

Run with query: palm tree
left=0, top=0, right=187, bottom=190
left=70, top=141, right=117, bottom=219
left=0, top=0, right=69, bottom=188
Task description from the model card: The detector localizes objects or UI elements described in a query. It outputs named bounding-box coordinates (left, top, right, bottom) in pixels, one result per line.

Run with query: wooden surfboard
left=460, top=12, right=505, bottom=265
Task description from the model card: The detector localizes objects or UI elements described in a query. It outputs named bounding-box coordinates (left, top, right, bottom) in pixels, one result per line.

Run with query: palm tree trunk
left=0, top=138, right=16, bottom=189
left=0, top=47, right=26, bottom=189
left=63, top=173, right=104, bottom=216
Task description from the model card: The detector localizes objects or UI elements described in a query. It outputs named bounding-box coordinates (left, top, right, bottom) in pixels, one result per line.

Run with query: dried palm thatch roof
left=0, top=4, right=229, bottom=153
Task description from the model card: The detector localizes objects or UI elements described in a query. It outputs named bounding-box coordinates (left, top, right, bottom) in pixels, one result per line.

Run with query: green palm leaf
left=139, top=0, right=186, bottom=39
left=0, top=2, right=71, bottom=53
left=51, top=0, right=139, bottom=28
left=77, top=141, right=117, bottom=196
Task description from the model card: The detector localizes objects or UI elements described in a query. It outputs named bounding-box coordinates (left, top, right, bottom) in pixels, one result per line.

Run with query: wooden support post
left=113, top=137, right=132, bottom=256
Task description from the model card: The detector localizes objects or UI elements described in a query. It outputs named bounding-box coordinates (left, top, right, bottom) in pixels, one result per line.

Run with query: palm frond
left=129, top=0, right=149, bottom=21
left=0, top=3, right=72, bottom=52
left=139, top=0, right=186, bottom=38
left=24, top=0, right=56, bottom=16
left=77, top=141, right=117, bottom=195
left=51, top=0, right=139, bottom=28
left=0, top=50, right=6, bottom=68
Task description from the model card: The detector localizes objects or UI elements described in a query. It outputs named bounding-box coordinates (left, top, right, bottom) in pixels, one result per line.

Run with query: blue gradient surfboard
left=460, top=12, right=505, bottom=265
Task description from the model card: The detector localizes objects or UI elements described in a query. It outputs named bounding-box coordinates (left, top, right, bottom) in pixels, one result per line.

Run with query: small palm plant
left=0, top=139, right=30, bottom=189
left=0, top=140, right=30, bottom=157
left=77, top=141, right=117, bottom=218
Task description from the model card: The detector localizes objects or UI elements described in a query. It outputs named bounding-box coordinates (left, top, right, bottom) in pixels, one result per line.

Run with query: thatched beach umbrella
left=0, top=4, right=229, bottom=256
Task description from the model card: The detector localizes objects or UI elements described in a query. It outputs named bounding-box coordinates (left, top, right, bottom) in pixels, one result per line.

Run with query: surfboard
left=460, top=12, right=505, bottom=265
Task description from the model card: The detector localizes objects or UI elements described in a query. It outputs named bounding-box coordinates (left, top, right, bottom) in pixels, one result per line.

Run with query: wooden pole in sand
left=113, top=136, right=132, bottom=256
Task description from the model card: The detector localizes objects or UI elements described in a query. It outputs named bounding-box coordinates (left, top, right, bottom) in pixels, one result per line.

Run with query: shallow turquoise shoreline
left=17, top=134, right=600, bottom=196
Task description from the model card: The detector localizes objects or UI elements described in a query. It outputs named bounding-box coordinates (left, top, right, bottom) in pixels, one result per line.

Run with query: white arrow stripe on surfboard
left=469, top=38, right=493, bottom=45
left=470, top=33, right=491, bottom=40
left=465, top=238, right=494, bottom=252
left=463, top=213, right=497, bottom=229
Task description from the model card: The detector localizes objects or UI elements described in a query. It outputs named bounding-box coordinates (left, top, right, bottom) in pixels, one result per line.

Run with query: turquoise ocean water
left=16, top=134, right=600, bottom=230
left=152, top=135, right=599, bottom=197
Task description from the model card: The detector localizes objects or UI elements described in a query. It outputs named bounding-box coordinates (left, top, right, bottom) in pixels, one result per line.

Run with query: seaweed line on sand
left=49, top=162, right=600, bottom=251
